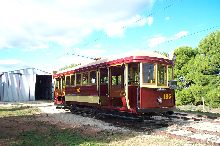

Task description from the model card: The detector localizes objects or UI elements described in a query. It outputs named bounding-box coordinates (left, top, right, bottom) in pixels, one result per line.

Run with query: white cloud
left=0, top=59, right=23, bottom=65
left=175, top=31, right=188, bottom=39
left=148, top=36, right=166, bottom=48
left=81, top=49, right=106, bottom=57
left=165, top=16, right=170, bottom=21
left=0, top=0, right=155, bottom=50
left=105, top=23, right=125, bottom=37
left=146, top=17, right=154, bottom=26
left=147, top=30, right=189, bottom=48
left=105, top=15, right=154, bottom=37
left=51, top=48, right=107, bottom=71
left=0, top=59, right=28, bottom=72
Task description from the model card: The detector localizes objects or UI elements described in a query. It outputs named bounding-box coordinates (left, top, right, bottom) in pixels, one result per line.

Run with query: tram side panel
left=65, top=85, right=99, bottom=106
left=99, top=84, right=109, bottom=106
left=128, top=85, right=138, bottom=109
left=139, top=87, right=175, bottom=113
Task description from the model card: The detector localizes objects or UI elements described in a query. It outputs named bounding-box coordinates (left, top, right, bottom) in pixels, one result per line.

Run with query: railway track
left=68, top=107, right=220, bottom=145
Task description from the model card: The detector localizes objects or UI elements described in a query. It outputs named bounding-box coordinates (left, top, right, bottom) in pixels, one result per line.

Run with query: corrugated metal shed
left=0, top=68, right=52, bottom=102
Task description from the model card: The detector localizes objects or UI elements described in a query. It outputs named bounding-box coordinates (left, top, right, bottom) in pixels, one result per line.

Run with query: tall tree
left=195, top=30, right=220, bottom=107
left=174, top=30, right=220, bottom=107
left=173, top=46, right=197, bottom=85
left=59, top=63, right=79, bottom=71
left=173, top=46, right=198, bottom=105
left=197, top=30, right=220, bottom=75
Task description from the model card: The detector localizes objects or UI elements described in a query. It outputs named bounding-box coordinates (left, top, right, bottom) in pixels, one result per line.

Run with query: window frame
left=140, top=62, right=169, bottom=88
left=111, top=74, right=122, bottom=86
left=70, top=74, right=75, bottom=86
left=65, top=75, right=71, bottom=87
left=99, top=68, right=108, bottom=85
left=89, top=70, right=97, bottom=85
left=82, top=72, right=89, bottom=85
left=128, top=63, right=140, bottom=85
left=110, top=65, right=124, bottom=87
left=157, top=64, right=168, bottom=86
left=142, top=63, right=157, bottom=85
left=55, top=78, right=61, bottom=89
left=76, top=73, right=82, bottom=86
left=61, top=76, right=65, bottom=88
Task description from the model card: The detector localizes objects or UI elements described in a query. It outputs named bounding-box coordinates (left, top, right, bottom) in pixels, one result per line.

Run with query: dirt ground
left=0, top=102, right=128, bottom=145
left=0, top=101, right=219, bottom=146
left=0, top=114, right=190, bottom=146
left=0, top=115, right=113, bottom=146
left=0, top=115, right=43, bottom=145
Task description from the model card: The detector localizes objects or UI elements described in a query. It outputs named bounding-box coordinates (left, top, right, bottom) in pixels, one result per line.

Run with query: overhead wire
left=153, top=25, right=220, bottom=52
left=58, top=0, right=182, bottom=61
left=75, top=0, right=181, bottom=49
left=56, top=0, right=220, bottom=67
left=66, top=26, right=220, bottom=63
left=67, top=52, right=101, bottom=61
left=51, top=0, right=220, bottom=71
left=166, top=26, right=219, bottom=44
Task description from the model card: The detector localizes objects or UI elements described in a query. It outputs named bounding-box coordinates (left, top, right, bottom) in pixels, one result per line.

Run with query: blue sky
left=0, top=0, right=219, bottom=72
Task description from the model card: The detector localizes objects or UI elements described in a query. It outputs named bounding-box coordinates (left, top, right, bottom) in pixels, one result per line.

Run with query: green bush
left=206, top=88, right=220, bottom=108
left=176, top=88, right=195, bottom=105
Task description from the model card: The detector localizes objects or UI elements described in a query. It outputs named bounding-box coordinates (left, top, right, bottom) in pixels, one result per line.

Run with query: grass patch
left=11, top=126, right=193, bottom=146
left=176, top=105, right=220, bottom=117
left=0, top=106, right=39, bottom=118
left=0, top=104, right=208, bottom=146
left=11, top=124, right=106, bottom=146
left=0, top=105, right=108, bottom=145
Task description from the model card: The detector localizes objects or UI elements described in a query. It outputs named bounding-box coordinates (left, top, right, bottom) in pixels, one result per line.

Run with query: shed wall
left=0, top=68, right=51, bottom=102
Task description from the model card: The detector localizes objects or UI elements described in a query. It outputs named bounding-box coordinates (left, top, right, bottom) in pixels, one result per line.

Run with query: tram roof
left=54, top=51, right=172, bottom=77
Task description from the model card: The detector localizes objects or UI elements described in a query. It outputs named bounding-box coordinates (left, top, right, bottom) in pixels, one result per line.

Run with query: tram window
left=100, top=68, right=108, bottom=84
left=112, top=75, right=122, bottom=85
left=89, top=71, right=96, bottom=84
left=55, top=78, right=60, bottom=89
left=82, top=72, right=88, bottom=85
left=66, top=76, right=70, bottom=86
left=62, top=76, right=65, bottom=88
left=58, top=79, right=62, bottom=89
left=76, top=74, right=81, bottom=85
left=70, top=74, right=75, bottom=86
left=111, top=66, right=124, bottom=86
left=157, top=64, right=167, bottom=85
left=168, top=66, right=172, bottom=81
left=100, top=76, right=108, bottom=84
left=128, top=63, right=139, bottom=85
left=142, top=63, right=156, bottom=84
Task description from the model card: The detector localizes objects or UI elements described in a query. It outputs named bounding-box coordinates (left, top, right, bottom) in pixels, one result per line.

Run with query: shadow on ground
left=0, top=111, right=181, bottom=146
left=0, top=103, right=197, bottom=146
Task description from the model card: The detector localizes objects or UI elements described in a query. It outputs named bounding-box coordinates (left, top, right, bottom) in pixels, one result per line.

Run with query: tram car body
left=53, top=51, right=176, bottom=115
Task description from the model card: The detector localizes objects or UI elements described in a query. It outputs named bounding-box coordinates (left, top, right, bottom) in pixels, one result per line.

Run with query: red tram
left=53, top=51, right=176, bottom=116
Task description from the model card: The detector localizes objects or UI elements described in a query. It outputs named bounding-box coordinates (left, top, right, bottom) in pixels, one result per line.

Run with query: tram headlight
left=157, top=96, right=162, bottom=104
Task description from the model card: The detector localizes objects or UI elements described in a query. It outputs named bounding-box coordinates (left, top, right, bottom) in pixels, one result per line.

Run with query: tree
left=192, top=31, right=220, bottom=107
left=197, top=30, right=220, bottom=75
left=174, top=30, right=220, bottom=107
left=154, top=51, right=169, bottom=57
left=173, top=46, right=197, bottom=86
left=59, top=63, right=79, bottom=71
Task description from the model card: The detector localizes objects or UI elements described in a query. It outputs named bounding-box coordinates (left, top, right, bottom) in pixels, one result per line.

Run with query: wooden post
left=202, top=96, right=205, bottom=112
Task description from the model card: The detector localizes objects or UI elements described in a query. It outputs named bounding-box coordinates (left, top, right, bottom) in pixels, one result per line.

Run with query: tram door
left=109, top=65, right=125, bottom=107
left=98, top=68, right=109, bottom=106
left=128, top=63, right=140, bottom=109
